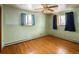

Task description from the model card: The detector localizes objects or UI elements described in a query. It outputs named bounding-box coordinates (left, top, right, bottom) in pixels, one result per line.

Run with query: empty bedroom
left=1, top=4, right=79, bottom=54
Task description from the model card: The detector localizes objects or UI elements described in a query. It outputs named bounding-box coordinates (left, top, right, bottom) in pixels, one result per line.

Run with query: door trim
left=0, top=5, right=2, bottom=52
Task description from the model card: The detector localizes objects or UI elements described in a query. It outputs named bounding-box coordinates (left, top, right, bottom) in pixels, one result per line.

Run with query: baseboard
left=3, top=34, right=47, bottom=47
left=68, top=40, right=79, bottom=44
left=4, top=39, right=28, bottom=47
left=4, top=34, right=79, bottom=48
left=49, top=34, right=79, bottom=44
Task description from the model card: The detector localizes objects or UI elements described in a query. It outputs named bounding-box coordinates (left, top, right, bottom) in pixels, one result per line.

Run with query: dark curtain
left=21, top=13, right=26, bottom=25
left=53, top=15, right=57, bottom=29
left=32, top=15, right=35, bottom=25
left=65, top=12, right=75, bottom=31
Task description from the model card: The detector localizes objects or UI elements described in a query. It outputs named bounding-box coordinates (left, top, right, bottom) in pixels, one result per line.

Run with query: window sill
left=25, top=24, right=34, bottom=26
left=58, top=25, right=65, bottom=26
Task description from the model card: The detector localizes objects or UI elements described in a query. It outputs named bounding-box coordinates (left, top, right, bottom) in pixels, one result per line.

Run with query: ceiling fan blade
left=48, top=9, right=54, bottom=11
left=47, top=5, right=58, bottom=8
left=41, top=4, right=49, bottom=8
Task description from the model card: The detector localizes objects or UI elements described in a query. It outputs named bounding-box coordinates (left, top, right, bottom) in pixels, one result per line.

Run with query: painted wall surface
left=46, top=8, right=79, bottom=43
left=3, top=5, right=79, bottom=48
left=3, top=5, right=47, bottom=46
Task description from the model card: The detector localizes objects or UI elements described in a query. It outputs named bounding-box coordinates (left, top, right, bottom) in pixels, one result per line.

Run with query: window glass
left=58, top=15, right=66, bottom=26
left=28, top=14, right=32, bottom=25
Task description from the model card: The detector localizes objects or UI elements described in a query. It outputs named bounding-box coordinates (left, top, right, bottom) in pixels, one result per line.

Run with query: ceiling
left=9, top=4, right=43, bottom=11
left=9, top=4, right=79, bottom=14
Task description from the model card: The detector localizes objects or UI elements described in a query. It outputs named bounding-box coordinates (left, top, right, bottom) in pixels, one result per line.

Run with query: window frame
left=57, top=14, right=66, bottom=26
left=24, top=14, right=35, bottom=26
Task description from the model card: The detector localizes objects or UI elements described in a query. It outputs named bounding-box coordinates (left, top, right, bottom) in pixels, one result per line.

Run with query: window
left=21, top=13, right=35, bottom=26
left=58, top=15, right=66, bottom=26
left=25, top=15, right=28, bottom=24
left=28, top=14, right=32, bottom=25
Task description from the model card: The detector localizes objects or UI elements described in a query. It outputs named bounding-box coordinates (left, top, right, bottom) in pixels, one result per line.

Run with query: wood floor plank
left=1, top=35, right=79, bottom=54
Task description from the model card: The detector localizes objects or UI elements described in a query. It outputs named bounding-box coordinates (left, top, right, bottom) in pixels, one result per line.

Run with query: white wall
left=2, top=5, right=47, bottom=47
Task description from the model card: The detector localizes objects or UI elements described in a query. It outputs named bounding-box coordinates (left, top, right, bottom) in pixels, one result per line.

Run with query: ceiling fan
left=35, top=4, right=58, bottom=14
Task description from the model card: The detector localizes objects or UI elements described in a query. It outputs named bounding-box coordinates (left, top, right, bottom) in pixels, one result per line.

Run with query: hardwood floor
left=1, top=35, right=79, bottom=54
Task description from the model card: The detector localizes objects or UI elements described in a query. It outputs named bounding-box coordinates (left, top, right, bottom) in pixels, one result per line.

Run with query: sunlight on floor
left=57, top=47, right=67, bottom=54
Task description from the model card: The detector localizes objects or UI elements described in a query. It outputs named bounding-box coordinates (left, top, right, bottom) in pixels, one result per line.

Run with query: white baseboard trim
left=3, top=34, right=79, bottom=48
left=50, top=34, right=79, bottom=44
left=3, top=34, right=47, bottom=47
left=4, top=39, right=29, bottom=47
